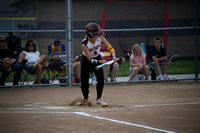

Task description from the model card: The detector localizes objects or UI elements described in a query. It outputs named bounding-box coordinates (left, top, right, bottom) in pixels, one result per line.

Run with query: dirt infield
left=0, top=81, right=200, bottom=133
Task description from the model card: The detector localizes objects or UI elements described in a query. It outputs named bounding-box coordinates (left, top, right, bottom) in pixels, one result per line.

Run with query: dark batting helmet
left=85, top=22, right=101, bottom=38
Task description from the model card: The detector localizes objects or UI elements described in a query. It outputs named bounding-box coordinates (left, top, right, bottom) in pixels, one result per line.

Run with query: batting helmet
left=85, top=22, right=101, bottom=38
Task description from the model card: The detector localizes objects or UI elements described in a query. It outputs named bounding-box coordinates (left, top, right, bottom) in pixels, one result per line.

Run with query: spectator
left=6, top=32, right=23, bottom=59
left=128, top=44, right=149, bottom=81
left=100, top=45, right=126, bottom=82
left=0, top=35, right=23, bottom=86
left=72, top=55, right=81, bottom=83
left=152, top=37, right=169, bottom=80
left=19, top=40, right=46, bottom=84
left=48, top=40, right=81, bottom=83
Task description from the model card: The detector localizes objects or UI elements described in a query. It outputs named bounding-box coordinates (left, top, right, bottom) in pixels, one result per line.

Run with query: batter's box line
left=74, top=112, right=176, bottom=133
left=129, top=102, right=200, bottom=108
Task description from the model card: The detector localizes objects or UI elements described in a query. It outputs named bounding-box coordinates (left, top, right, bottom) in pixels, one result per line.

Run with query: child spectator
left=152, top=37, right=169, bottom=80
left=128, top=44, right=149, bottom=81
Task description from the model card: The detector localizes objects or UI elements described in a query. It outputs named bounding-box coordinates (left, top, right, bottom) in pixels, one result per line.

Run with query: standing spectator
left=19, top=40, right=46, bottom=84
left=100, top=45, right=126, bottom=82
left=0, top=35, right=23, bottom=86
left=6, top=32, right=23, bottom=59
left=78, top=22, right=117, bottom=106
left=128, top=44, right=149, bottom=81
left=152, top=37, right=169, bottom=80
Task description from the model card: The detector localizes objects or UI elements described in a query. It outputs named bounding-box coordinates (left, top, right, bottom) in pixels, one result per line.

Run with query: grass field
left=117, top=57, right=200, bottom=77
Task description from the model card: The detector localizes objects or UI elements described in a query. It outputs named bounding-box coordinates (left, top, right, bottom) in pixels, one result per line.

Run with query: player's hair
left=154, top=36, right=163, bottom=43
left=132, top=44, right=144, bottom=58
left=24, top=40, right=37, bottom=52
left=85, top=22, right=101, bottom=38
left=0, top=35, right=7, bottom=49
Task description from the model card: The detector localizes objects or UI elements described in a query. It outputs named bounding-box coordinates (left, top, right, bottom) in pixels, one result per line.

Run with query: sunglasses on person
left=54, top=43, right=60, bottom=46
left=0, top=40, right=6, bottom=42
left=28, top=44, right=34, bottom=47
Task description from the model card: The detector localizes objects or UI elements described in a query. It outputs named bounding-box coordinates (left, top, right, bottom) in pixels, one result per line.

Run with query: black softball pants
left=80, top=55, right=104, bottom=100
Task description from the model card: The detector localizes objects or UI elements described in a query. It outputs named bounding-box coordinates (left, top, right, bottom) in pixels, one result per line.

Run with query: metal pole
left=66, top=0, right=72, bottom=86
left=195, top=0, right=199, bottom=81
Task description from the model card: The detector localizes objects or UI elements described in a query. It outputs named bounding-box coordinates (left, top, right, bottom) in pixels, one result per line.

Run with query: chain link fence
left=0, top=0, right=199, bottom=87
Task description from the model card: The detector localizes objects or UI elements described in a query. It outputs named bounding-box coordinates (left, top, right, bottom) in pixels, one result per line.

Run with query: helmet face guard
left=86, top=31, right=101, bottom=38
left=85, top=23, right=101, bottom=38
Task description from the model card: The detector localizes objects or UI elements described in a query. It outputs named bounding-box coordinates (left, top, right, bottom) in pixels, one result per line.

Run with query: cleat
left=76, top=99, right=88, bottom=106
left=96, top=98, right=108, bottom=106
left=76, top=99, right=90, bottom=106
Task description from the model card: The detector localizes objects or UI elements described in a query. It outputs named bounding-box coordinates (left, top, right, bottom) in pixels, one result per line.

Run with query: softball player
left=78, top=22, right=117, bottom=106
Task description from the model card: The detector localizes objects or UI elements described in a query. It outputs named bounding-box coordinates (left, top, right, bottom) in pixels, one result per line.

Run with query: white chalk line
left=0, top=111, right=73, bottom=114
left=129, top=102, right=200, bottom=108
left=0, top=110, right=176, bottom=133
left=74, top=112, right=176, bottom=133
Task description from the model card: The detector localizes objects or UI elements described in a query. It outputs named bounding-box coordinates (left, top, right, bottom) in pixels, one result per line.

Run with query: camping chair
left=46, top=43, right=67, bottom=84
left=47, top=44, right=82, bottom=84
left=20, top=59, right=49, bottom=85
left=141, top=43, right=178, bottom=80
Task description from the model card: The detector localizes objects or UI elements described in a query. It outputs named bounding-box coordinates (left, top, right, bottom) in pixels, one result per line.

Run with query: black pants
left=0, top=63, right=23, bottom=85
left=80, top=55, right=104, bottom=99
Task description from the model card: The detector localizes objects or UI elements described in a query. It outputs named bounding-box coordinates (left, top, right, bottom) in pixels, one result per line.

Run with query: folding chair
left=46, top=43, right=67, bottom=84
left=20, top=59, right=49, bottom=85
left=141, top=43, right=178, bottom=80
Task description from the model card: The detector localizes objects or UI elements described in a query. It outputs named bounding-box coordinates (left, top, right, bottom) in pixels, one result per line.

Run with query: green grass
left=21, top=39, right=37, bottom=47
left=117, top=57, right=200, bottom=77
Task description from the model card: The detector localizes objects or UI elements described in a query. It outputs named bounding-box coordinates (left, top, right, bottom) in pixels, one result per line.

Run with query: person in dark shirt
left=0, top=35, right=23, bottom=86
left=6, top=32, right=23, bottom=59
left=152, top=37, right=169, bottom=80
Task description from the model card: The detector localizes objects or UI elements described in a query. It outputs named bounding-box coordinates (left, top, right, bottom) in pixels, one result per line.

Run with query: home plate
left=44, top=107, right=71, bottom=110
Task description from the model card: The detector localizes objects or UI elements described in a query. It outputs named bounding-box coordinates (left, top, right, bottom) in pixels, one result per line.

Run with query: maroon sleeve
left=81, top=38, right=88, bottom=46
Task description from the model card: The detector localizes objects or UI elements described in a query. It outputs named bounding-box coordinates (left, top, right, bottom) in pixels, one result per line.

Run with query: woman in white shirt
left=19, top=40, right=46, bottom=84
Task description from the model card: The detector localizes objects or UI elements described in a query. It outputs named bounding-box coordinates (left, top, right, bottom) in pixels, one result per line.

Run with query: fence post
left=66, top=0, right=72, bottom=86
left=195, top=0, right=199, bottom=81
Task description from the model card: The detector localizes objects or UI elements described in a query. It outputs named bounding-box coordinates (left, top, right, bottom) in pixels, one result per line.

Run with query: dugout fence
left=0, top=0, right=199, bottom=87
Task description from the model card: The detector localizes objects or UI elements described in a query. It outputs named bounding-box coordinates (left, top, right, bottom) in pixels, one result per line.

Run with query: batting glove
left=90, top=59, right=99, bottom=64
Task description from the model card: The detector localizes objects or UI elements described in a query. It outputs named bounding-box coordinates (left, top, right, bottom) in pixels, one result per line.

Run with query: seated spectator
left=100, top=45, right=126, bottom=82
left=72, top=55, right=81, bottom=83
left=152, top=37, right=169, bottom=80
left=48, top=40, right=81, bottom=83
left=0, top=35, right=23, bottom=86
left=128, top=44, right=149, bottom=81
left=19, top=40, right=46, bottom=84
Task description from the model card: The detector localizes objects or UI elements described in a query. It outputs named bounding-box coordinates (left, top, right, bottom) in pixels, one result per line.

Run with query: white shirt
left=81, top=37, right=102, bottom=58
left=23, top=51, right=40, bottom=63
